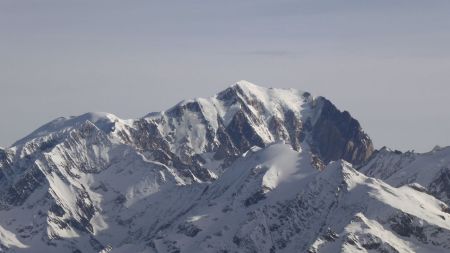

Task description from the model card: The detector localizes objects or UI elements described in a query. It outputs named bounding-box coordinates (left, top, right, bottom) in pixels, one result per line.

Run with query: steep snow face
left=0, top=125, right=202, bottom=252
left=142, top=80, right=312, bottom=158
left=360, top=146, right=450, bottom=205
left=12, top=112, right=126, bottom=147
left=231, top=80, right=308, bottom=123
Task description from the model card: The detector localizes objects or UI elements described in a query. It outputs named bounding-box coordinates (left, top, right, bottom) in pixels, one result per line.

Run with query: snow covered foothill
left=145, top=144, right=450, bottom=253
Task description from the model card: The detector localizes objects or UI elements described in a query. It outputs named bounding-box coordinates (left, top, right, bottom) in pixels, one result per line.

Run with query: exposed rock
left=309, top=97, right=374, bottom=165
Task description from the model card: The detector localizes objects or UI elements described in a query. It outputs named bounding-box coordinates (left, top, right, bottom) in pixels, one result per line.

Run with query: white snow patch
left=0, top=225, right=28, bottom=249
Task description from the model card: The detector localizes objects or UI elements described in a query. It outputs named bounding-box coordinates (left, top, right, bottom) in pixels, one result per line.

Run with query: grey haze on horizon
left=1, top=0, right=449, bottom=152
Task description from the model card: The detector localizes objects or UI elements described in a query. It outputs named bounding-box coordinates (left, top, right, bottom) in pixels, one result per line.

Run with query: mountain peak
left=12, top=112, right=121, bottom=147
left=232, top=80, right=271, bottom=95
left=321, top=160, right=365, bottom=188
left=234, top=79, right=260, bottom=89
left=231, top=80, right=307, bottom=99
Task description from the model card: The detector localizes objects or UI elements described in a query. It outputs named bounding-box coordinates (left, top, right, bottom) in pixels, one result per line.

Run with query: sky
left=1, top=0, right=449, bottom=152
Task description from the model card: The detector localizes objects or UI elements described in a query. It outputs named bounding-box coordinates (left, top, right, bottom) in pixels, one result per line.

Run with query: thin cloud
left=240, top=50, right=299, bottom=58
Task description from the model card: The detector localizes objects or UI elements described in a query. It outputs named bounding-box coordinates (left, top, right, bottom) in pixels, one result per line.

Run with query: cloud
left=239, top=50, right=299, bottom=58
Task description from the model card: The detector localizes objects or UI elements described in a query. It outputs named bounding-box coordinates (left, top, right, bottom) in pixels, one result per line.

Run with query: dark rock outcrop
left=309, top=97, right=374, bottom=165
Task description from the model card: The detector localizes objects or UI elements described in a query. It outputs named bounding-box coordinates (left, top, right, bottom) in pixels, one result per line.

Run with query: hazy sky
left=1, top=0, right=449, bottom=152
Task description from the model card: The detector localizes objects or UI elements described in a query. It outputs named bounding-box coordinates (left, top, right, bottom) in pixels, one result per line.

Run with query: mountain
left=0, top=80, right=448, bottom=253
left=360, top=146, right=450, bottom=206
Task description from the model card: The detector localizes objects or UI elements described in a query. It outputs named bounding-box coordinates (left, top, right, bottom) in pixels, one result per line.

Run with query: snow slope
left=146, top=144, right=450, bottom=253
left=360, top=146, right=450, bottom=206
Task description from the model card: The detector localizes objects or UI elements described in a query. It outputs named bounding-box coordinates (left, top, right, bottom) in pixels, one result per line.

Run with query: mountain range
left=0, top=80, right=449, bottom=253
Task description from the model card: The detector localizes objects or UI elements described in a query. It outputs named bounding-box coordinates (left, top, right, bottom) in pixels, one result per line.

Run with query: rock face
left=308, top=97, right=374, bottom=165
left=0, top=80, right=448, bottom=253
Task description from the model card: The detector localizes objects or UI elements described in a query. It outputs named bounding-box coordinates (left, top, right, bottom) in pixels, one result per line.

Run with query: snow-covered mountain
left=360, top=146, right=450, bottom=206
left=0, top=81, right=448, bottom=253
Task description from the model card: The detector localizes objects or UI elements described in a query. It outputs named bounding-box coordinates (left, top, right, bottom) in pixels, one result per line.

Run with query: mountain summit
left=0, top=81, right=448, bottom=253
